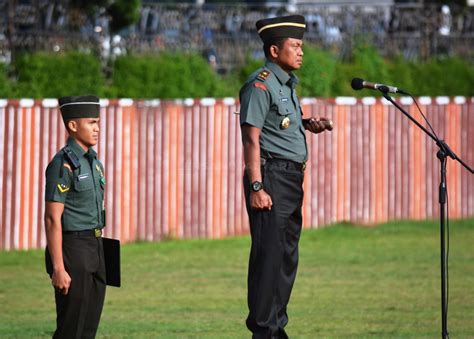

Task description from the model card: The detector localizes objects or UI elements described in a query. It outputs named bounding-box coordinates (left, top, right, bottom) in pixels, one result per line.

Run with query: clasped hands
left=303, top=116, right=333, bottom=134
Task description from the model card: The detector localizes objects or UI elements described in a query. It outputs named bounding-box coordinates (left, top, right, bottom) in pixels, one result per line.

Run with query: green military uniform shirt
left=45, top=137, right=106, bottom=231
left=239, top=60, right=308, bottom=163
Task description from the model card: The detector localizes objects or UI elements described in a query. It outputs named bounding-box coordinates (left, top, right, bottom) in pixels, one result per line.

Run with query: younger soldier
left=44, top=95, right=107, bottom=338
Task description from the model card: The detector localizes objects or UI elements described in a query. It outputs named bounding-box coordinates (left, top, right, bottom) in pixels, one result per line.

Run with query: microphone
left=351, top=78, right=407, bottom=95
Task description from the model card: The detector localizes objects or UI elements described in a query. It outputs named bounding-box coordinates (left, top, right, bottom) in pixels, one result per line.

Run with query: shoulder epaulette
left=62, top=146, right=81, bottom=170
left=256, top=70, right=271, bottom=82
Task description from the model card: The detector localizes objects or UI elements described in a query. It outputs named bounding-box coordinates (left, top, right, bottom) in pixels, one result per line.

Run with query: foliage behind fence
left=1, top=45, right=473, bottom=99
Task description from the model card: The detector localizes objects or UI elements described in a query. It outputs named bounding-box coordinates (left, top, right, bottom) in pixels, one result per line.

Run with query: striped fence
left=0, top=97, right=473, bottom=250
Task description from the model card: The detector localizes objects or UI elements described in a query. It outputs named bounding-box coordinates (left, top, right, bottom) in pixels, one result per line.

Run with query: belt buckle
left=94, top=228, right=102, bottom=237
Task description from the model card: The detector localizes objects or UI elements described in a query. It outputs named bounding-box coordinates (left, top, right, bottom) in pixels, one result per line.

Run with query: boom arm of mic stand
left=382, top=93, right=474, bottom=174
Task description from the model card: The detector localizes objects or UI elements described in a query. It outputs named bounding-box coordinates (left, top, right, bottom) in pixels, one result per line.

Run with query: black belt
left=63, top=228, right=102, bottom=237
left=261, top=158, right=306, bottom=172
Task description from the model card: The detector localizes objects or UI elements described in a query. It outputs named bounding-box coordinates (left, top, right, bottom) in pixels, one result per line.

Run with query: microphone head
left=351, top=78, right=364, bottom=90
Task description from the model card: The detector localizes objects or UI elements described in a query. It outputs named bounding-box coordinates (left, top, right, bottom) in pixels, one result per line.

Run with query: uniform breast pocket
left=73, top=177, right=95, bottom=206
left=275, top=102, right=296, bottom=131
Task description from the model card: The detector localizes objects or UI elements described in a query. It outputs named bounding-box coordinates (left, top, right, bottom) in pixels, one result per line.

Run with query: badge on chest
left=280, top=117, right=291, bottom=129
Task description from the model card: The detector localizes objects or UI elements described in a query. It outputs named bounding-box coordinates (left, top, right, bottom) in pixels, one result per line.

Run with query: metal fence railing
left=0, top=2, right=473, bottom=70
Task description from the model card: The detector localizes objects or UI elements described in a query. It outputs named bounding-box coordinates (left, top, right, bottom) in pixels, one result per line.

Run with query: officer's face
left=68, top=118, right=100, bottom=149
left=273, top=38, right=304, bottom=72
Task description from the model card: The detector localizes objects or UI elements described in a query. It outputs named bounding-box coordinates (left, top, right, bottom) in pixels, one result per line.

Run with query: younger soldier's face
left=274, top=38, right=304, bottom=72
left=69, top=118, right=100, bottom=150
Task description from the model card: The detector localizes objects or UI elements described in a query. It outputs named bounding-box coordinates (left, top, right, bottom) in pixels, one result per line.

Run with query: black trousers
left=244, top=159, right=304, bottom=338
left=46, top=233, right=106, bottom=339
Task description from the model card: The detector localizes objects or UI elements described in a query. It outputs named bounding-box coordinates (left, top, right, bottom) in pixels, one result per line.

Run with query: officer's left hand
left=304, top=117, right=333, bottom=134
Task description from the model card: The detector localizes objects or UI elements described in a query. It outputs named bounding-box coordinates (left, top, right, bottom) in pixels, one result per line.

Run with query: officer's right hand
left=304, top=116, right=333, bottom=133
left=52, top=269, right=72, bottom=295
left=250, top=190, right=273, bottom=210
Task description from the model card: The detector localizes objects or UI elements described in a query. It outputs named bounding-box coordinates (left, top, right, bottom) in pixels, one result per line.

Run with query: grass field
left=0, top=219, right=473, bottom=338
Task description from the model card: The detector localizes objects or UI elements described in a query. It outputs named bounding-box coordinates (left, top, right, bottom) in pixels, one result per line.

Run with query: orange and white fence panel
left=0, top=97, right=473, bottom=250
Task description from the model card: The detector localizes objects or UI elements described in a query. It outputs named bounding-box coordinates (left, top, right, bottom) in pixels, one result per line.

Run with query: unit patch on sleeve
left=254, top=82, right=267, bottom=91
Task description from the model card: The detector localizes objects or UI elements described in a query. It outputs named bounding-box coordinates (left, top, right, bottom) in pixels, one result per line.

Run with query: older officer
left=44, top=95, right=107, bottom=338
left=239, top=15, right=333, bottom=338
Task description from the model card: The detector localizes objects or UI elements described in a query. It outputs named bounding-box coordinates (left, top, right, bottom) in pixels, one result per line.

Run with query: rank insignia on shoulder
left=257, top=70, right=270, bottom=81
left=254, top=82, right=267, bottom=91
left=57, top=184, right=70, bottom=193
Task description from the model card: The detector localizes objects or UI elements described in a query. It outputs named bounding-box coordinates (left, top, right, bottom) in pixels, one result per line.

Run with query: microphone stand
left=380, top=89, right=474, bottom=339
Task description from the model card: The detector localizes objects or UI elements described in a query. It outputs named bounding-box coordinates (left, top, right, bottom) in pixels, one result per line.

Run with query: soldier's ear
left=67, top=120, right=78, bottom=133
left=269, top=45, right=280, bottom=59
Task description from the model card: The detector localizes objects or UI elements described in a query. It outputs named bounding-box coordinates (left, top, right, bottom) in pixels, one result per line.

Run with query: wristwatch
left=251, top=181, right=264, bottom=192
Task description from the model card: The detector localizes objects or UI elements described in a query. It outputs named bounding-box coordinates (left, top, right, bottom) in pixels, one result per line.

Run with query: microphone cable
left=410, top=94, right=440, bottom=143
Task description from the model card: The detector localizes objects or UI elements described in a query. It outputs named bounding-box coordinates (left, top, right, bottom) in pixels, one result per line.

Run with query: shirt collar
left=66, top=137, right=97, bottom=159
left=265, top=60, right=299, bottom=88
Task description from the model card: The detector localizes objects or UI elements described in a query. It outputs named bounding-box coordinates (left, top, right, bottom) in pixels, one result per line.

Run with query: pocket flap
left=74, top=177, right=93, bottom=191
left=276, top=102, right=293, bottom=116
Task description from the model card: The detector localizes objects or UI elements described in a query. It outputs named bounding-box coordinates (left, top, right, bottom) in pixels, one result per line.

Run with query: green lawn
left=0, top=219, right=473, bottom=338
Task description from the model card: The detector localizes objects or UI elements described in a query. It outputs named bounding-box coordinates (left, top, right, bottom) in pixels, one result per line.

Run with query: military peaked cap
left=58, top=95, right=100, bottom=120
left=256, top=15, right=306, bottom=43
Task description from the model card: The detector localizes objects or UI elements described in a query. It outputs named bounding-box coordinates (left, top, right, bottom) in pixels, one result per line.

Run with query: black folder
left=102, top=237, right=121, bottom=287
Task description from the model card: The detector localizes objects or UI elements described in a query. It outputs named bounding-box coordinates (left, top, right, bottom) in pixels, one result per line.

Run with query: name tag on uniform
left=280, top=97, right=289, bottom=102
left=78, top=173, right=90, bottom=181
